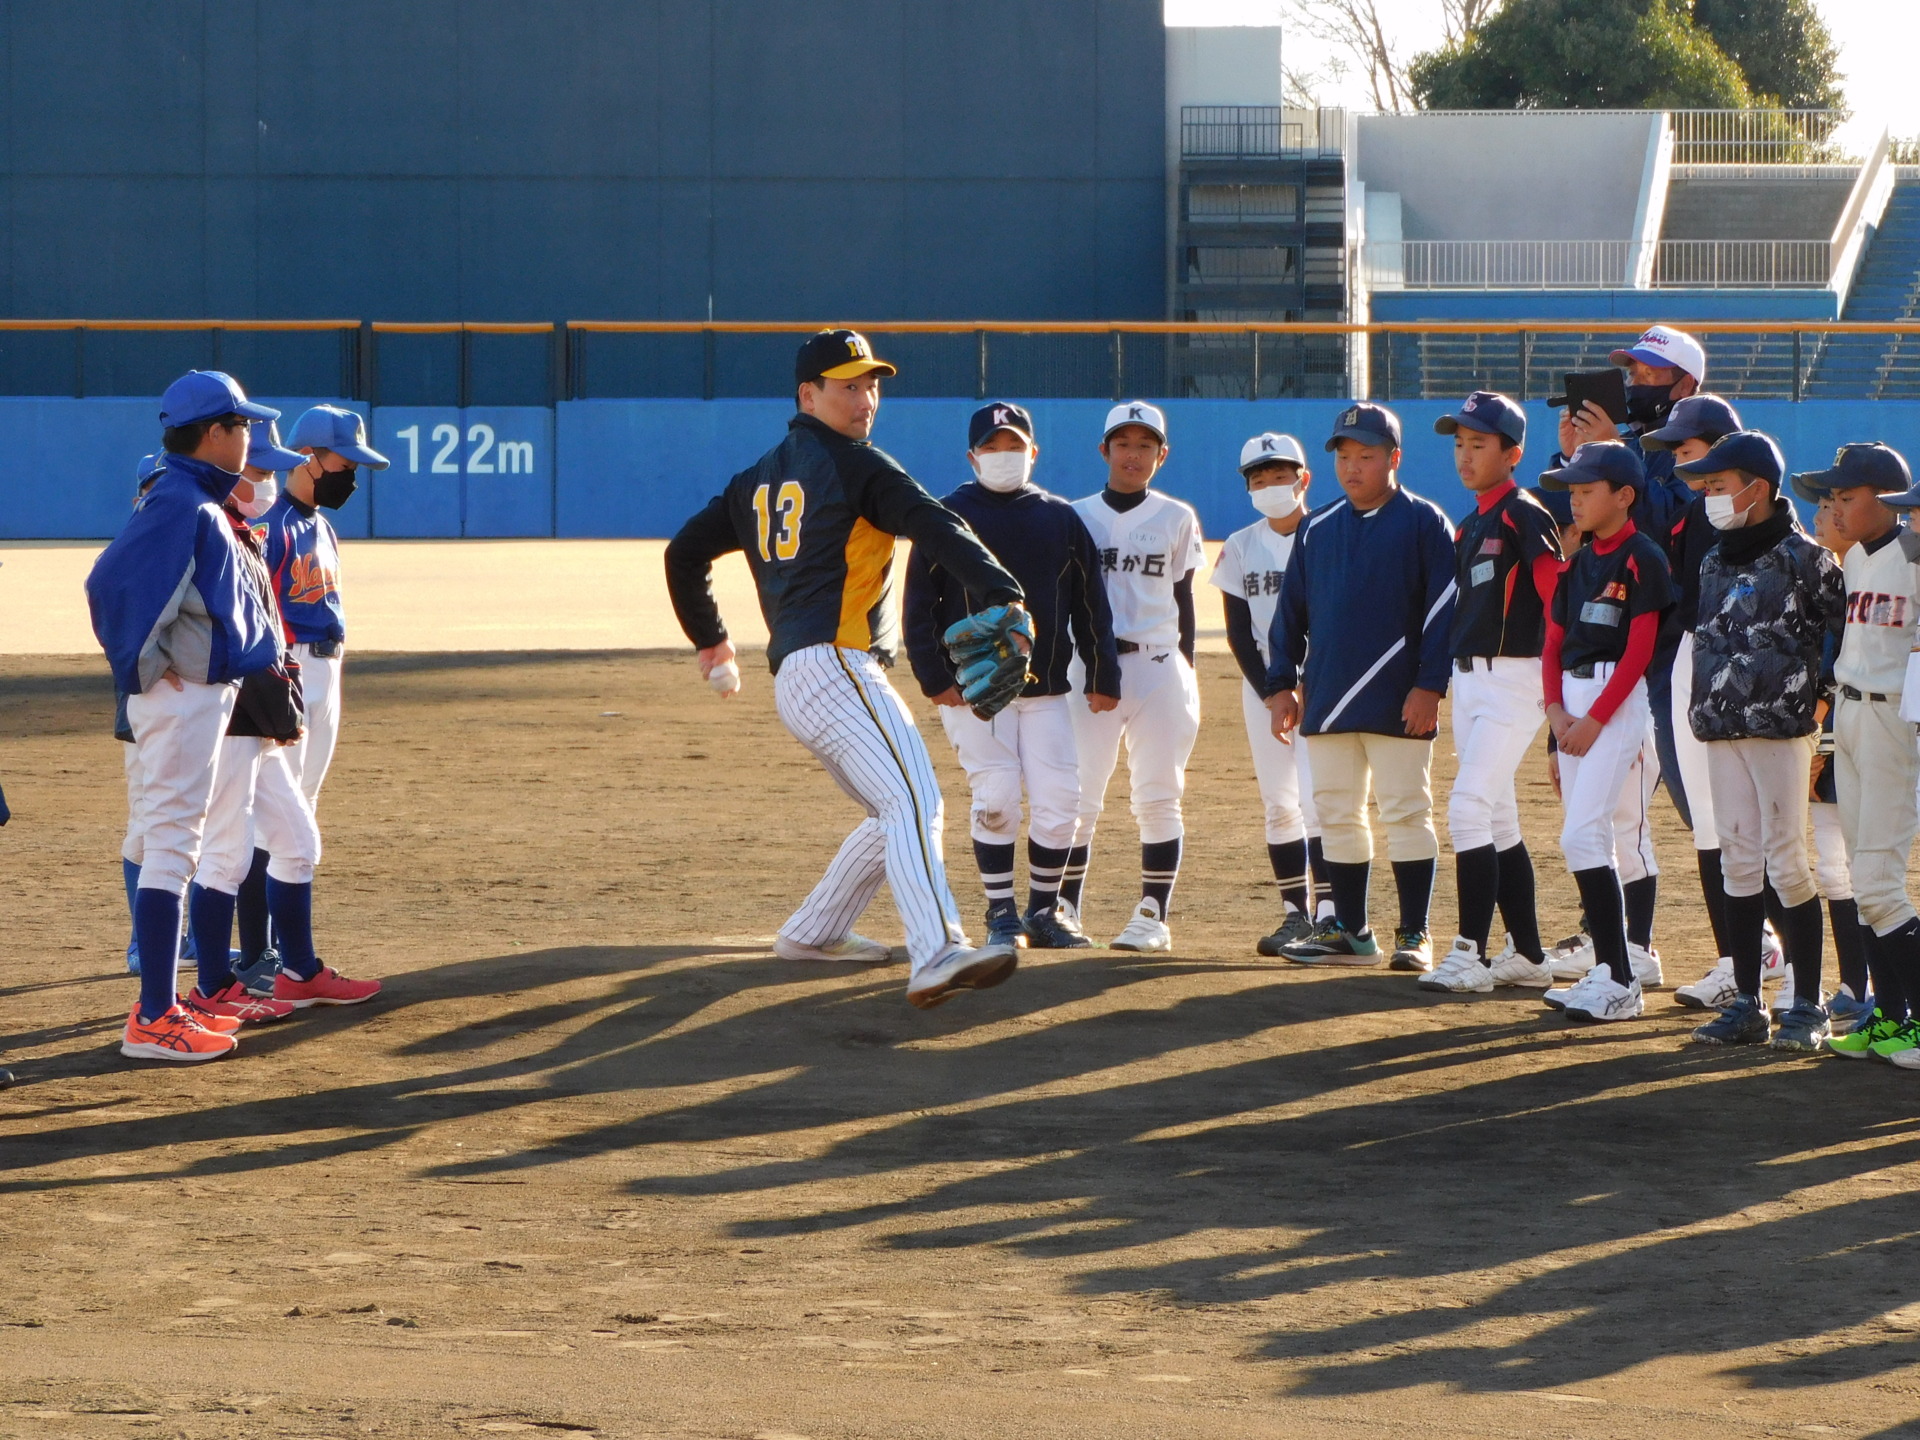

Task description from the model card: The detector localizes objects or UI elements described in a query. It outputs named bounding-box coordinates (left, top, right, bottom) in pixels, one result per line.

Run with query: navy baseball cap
left=159, top=370, right=279, bottom=428
left=1528, top=485, right=1574, bottom=527
left=1640, top=394, right=1743, bottom=452
left=1790, top=442, right=1912, bottom=502
left=969, top=400, right=1035, bottom=450
left=1434, top=391, right=1525, bottom=447
left=287, top=405, right=389, bottom=469
left=1674, top=430, right=1784, bottom=491
left=1539, top=440, right=1645, bottom=491
left=795, top=328, right=897, bottom=385
left=1326, top=402, right=1401, bottom=452
left=246, top=419, right=306, bottom=473
left=133, top=452, right=167, bottom=490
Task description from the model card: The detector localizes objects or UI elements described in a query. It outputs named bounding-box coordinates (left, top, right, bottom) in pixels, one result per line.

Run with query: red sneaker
left=177, top=994, right=243, bottom=1034
left=188, top=982, right=296, bottom=1024
left=120, top=1004, right=238, bottom=1062
left=274, top=965, right=382, bottom=1007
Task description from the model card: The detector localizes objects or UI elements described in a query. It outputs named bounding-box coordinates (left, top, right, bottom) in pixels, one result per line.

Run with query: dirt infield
left=4, top=650, right=1920, bottom=1439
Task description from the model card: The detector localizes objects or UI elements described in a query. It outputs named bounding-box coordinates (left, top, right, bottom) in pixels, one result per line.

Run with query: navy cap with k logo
left=969, top=400, right=1036, bottom=450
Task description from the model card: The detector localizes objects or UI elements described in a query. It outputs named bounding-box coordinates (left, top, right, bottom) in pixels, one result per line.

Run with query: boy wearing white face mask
left=904, top=402, right=1122, bottom=950
left=1210, top=433, right=1329, bottom=953
left=1678, top=432, right=1844, bottom=1050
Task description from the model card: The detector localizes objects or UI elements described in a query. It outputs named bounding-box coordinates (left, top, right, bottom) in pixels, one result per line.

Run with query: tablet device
left=1551, top=368, right=1629, bottom=425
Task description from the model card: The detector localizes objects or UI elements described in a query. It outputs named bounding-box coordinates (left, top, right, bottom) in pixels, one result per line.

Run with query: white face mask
left=1704, top=483, right=1757, bottom=531
left=236, top=474, right=279, bottom=520
left=972, top=448, right=1034, bottom=493
left=1250, top=484, right=1301, bottom=519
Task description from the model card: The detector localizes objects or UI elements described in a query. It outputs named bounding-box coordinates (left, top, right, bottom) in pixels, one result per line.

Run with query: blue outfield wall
left=13, top=396, right=1920, bottom=543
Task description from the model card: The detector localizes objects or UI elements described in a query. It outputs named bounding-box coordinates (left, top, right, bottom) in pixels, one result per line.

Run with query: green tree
left=1691, top=0, right=1844, bottom=110
left=1409, top=0, right=1755, bottom=110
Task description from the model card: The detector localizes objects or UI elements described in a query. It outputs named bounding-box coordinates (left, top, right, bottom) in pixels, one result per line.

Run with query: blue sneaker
left=1690, top=994, right=1770, bottom=1046
left=230, top=949, right=283, bottom=1000
left=1827, top=986, right=1874, bottom=1036
left=1770, top=998, right=1831, bottom=1053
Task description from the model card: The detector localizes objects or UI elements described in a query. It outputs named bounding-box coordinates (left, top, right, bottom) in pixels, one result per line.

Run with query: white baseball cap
left=1609, top=325, right=1707, bottom=383
left=1103, top=400, right=1168, bottom=444
left=1239, top=432, right=1307, bottom=474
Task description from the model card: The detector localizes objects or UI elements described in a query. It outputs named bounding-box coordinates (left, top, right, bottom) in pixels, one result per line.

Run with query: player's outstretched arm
left=664, top=494, right=740, bottom=652
left=855, top=461, right=1023, bottom=608
left=901, top=532, right=958, bottom=700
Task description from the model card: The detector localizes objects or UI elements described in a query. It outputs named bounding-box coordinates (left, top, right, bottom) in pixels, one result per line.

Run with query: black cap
left=1789, top=442, right=1913, bottom=502
left=969, top=401, right=1035, bottom=450
left=1434, top=391, right=1525, bottom=447
left=1539, top=441, right=1645, bottom=491
left=795, top=328, right=898, bottom=385
left=1326, top=401, right=1401, bottom=452
left=1673, top=430, right=1785, bottom=491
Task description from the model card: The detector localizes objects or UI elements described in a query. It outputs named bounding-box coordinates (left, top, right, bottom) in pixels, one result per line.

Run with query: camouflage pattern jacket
left=1689, top=509, right=1845, bottom=742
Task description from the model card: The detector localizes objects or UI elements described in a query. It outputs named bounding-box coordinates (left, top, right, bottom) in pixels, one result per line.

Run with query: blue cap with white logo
left=1434, top=391, right=1524, bottom=447
left=246, top=419, right=306, bottom=473
left=1539, top=440, right=1645, bottom=491
left=1326, top=402, right=1401, bottom=452
left=1641, top=394, right=1743, bottom=452
left=1674, top=430, right=1785, bottom=490
left=133, top=453, right=167, bottom=490
left=287, top=405, right=390, bottom=469
left=159, top=370, right=280, bottom=428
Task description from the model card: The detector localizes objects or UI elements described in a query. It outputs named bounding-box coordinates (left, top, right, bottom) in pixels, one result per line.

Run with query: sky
left=1163, top=0, right=1920, bottom=154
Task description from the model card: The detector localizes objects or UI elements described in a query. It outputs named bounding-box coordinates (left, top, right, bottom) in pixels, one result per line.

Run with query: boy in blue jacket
left=86, top=371, right=283, bottom=1062
left=1266, top=404, right=1458, bottom=969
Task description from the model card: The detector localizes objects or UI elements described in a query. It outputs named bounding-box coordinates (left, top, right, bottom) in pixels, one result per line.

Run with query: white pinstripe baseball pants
left=774, top=643, right=968, bottom=972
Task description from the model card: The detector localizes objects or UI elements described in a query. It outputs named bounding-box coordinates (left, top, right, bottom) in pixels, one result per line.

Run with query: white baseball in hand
left=708, top=659, right=741, bottom=696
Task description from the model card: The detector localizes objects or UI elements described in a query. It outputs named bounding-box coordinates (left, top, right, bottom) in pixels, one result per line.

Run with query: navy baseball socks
left=1059, top=845, right=1091, bottom=912
left=1267, top=838, right=1312, bottom=919
left=1453, top=844, right=1500, bottom=959
left=132, top=887, right=184, bottom=1024
left=1388, top=858, right=1435, bottom=971
left=187, top=883, right=239, bottom=995
left=266, top=878, right=320, bottom=981
left=1026, top=841, right=1069, bottom=913
left=1306, top=837, right=1333, bottom=919
left=1571, top=867, right=1631, bottom=985
left=1695, top=849, right=1732, bottom=958
left=1494, top=843, right=1545, bottom=962
left=973, top=841, right=1026, bottom=947
left=1140, top=838, right=1181, bottom=915
left=122, top=858, right=142, bottom=973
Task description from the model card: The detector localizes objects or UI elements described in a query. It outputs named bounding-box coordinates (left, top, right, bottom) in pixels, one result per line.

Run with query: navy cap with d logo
left=1790, top=442, right=1913, bottom=502
left=1326, top=401, right=1401, bottom=452
left=795, top=329, right=899, bottom=385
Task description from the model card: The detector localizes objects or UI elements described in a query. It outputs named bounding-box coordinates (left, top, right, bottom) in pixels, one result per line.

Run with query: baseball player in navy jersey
left=666, top=330, right=1027, bottom=1010
left=1057, top=402, right=1207, bottom=953
left=1538, top=442, right=1676, bottom=1023
left=1419, top=393, right=1564, bottom=994
left=1211, top=432, right=1330, bottom=954
left=1267, top=403, right=1457, bottom=972
left=904, top=401, right=1121, bottom=951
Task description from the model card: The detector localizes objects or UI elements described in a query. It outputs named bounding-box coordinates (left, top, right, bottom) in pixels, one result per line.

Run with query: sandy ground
left=4, top=649, right=1920, bottom=1439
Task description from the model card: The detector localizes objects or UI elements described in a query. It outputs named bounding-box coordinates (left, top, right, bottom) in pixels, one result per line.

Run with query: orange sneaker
left=120, top=1003, right=239, bottom=1062
left=176, top=995, right=242, bottom=1033
left=188, top=983, right=295, bottom=1025
left=274, top=965, right=381, bottom=1008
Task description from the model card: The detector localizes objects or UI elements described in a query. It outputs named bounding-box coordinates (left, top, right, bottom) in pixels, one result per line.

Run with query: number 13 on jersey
left=753, top=480, right=805, bottom=561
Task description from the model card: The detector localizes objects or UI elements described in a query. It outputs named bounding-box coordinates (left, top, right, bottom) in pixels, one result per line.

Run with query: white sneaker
left=1111, top=898, right=1172, bottom=953
left=1542, top=964, right=1599, bottom=1012
left=1488, top=946, right=1555, bottom=988
left=774, top=932, right=896, bottom=964
left=1629, top=943, right=1664, bottom=989
left=1054, top=897, right=1089, bottom=940
left=1419, top=938, right=1493, bottom=993
left=1563, top=968, right=1644, bottom=1023
left=905, top=942, right=1019, bottom=1010
left=1547, top=933, right=1595, bottom=981
left=1675, top=957, right=1739, bottom=1011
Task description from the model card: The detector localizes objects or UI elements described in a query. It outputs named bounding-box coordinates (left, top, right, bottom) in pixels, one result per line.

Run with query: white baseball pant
left=1811, top=800, right=1851, bottom=900
left=121, top=742, right=151, bottom=866
left=1238, top=680, right=1318, bottom=843
left=285, top=643, right=342, bottom=805
left=124, top=680, right=237, bottom=894
left=938, top=693, right=1080, bottom=848
left=1669, top=632, right=1719, bottom=849
left=194, top=736, right=323, bottom=895
left=1070, top=648, right=1201, bottom=846
left=1834, top=692, right=1920, bottom=935
left=1305, top=731, right=1437, bottom=864
left=774, top=643, right=968, bottom=972
left=1704, top=736, right=1817, bottom=907
left=1612, top=732, right=1659, bottom=886
left=1558, top=668, right=1651, bottom=872
left=1448, top=657, right=1545, bottom=852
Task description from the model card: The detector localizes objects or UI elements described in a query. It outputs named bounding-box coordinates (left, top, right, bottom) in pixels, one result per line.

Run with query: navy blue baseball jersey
left=1450, top=481, right=1563, bottom=660
left=1551, top=527, right=1674, bottom=671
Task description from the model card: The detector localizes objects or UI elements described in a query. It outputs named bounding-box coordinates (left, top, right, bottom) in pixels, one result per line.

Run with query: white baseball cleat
left=1629, top=942, right=1664, bottom=989
left=1419, top=938, right=1493, bottom=993
left=1542, top=966, right=1597, bottom=1011
left=1562, top=967, right=1644, bottom=1023
left=773, top=933, right=897, bottom=964
left=1546, top=932, right=1595, bottom=981
left=1675, top=956, right=1739, bottom=1010
left=1110, top=898, right=1172, bottom=953
left=905, top=943, right=1019, bottom=1010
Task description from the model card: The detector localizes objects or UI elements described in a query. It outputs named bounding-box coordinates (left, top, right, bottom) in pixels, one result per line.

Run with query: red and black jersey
left=1449, top=481, right=1563, bottom=660
left=1552, top=526, right=1674, bottom=671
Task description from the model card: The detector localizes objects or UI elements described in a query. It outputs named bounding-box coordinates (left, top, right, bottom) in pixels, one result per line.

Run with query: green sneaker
left=1868, top=1017, right=1920, bottom=1063
left=1828, top=1009, right=1903, bottom=1058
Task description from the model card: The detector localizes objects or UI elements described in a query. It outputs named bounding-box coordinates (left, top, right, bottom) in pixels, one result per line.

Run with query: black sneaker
left=1023, top=904, right=1092, bottom=950
left=984, top=899, right=1029, bottom=950
left=1282, top=917, right=1382, bottom=966
left=1256, top=911, right=1317, bottom=957
left=1389, top=929, right=1434, bottom=973
left=1690, top=993, right=1770, bottom=1046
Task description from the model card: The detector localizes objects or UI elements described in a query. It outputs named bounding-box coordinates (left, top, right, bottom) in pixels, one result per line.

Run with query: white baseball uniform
left=1210, top=518, right=1318, bottom=843
left=195, top=736, right=322, bottom=895
left=285, top=644, right=342, bottom=804
left=939, top=698, right=1080, bottom=849
left=1667, top=632, right=1719, bottom=849
left=125, top=681, right=238, bottom=894
left=1559, top=671, right=1654, bottom=873
left=1069, top=489, right=1206, bottom=847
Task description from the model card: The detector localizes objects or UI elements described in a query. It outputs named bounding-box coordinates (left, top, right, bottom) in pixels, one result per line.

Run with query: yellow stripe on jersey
left=835, top=517, right=894, bottom=650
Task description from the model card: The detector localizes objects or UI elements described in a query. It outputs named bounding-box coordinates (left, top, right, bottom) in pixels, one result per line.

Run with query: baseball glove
left=943, top=603, right=1034, bottom=720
